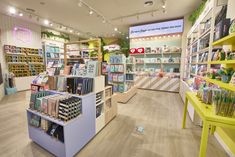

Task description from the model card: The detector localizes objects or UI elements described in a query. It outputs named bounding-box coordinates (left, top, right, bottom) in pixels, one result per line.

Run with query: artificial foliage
left=41, top=31, right=70, bottom=41
left=119, top=37, right=130, bottom=57
left=188, top=0, right=207, bottom=25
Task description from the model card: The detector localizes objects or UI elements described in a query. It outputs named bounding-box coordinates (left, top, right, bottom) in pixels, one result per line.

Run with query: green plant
left=41, top=31, right=70, bottom=41
left=119, top=37, right=130, bottom=57
left=188, top=0, right=207, bottom=25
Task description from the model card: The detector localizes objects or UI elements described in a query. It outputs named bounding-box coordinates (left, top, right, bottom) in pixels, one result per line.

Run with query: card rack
left=4, top=45, right=45, bottom=77
left=96, top=91, right=104, bottom=118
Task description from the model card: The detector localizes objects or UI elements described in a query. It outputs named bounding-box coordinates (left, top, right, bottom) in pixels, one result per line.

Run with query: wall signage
left=129, top=19, right=184, bottom=38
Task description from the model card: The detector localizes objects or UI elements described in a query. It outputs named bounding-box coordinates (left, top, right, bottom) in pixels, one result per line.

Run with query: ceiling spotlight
left=89, top=9, right=93, bottom=15
left=49, top=23, right=53, bottom=26
left=162, top=1, right=166, bottom=9
left=119, top=32, right=121, bottom=34
left=126, top=36, right=129, bottom=39
left=9, top=7, right=16, bottom=14
left=36, top=16, right=40, bottom=22
left=114, top=27, right=118, bottom=31
left=77, top=32, right=80, bottom=35
left=19, top=13, right=23, bottom=17
left=44, top=19, right=49, bottom=25
left=102, top=19, right=106, bottom=23
left=14, top=27, right=18, bottom=31
left=70, top=30, right=73, bottom=33
left=78, top=0, right=83, bottom=7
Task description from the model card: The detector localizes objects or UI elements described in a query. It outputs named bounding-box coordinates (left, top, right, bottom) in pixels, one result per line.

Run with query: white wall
left=227, top=0, right=235, bottom=19
left=0, top=13, right=42, bottom=100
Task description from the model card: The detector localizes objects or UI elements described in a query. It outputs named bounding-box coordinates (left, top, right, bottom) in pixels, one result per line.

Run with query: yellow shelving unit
left=212, top=33, right=235, bottom=46
left=203, top=77, right=235, bottom=92
left=208, top=60, right=235, bottom=64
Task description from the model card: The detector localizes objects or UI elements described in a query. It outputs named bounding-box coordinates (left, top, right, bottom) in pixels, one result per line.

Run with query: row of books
left=30, top=91, right=82, bottom=121
left=48, top=76, right=93, bottom=95
left=29, top=114, right=64, bottom=142
left=110, top=55, right=126, bottom=64
left=110, top=65, right=124, bottom=73
left=108, top=74, right=125, bottom=82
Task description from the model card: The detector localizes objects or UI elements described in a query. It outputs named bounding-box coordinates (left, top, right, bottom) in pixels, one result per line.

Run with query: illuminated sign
left=129, top=19, right=184, bottom=38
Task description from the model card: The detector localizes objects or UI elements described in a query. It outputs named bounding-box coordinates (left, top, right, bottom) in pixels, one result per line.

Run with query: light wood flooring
left=0, top=90, right=229, bottom=157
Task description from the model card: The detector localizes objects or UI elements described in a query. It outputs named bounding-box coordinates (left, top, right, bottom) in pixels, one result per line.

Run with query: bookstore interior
left=0, top=0, right=235, bottom=157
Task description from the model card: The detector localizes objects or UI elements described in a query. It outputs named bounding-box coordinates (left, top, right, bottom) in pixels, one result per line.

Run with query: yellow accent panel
left=213, top=33, right=235, bottom=46
left=208, top=60, right=235, bottom=64
left=216, top=127, right=235, bottom=155
left=202, top=77, right=235, bottom=92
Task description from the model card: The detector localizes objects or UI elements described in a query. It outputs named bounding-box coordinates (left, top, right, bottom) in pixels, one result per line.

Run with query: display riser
left=27, top=93, right=96, bottom=157
left=135, top=76, right=180, bottom=92
left=116, top=86, right=137, bottom=103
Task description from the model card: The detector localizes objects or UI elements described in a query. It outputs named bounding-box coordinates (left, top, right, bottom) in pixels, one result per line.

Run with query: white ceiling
left=0, top=0, right=200, bottom=37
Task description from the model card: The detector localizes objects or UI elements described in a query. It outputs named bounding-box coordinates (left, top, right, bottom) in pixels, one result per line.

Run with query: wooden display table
left=182, top=92, right=235, bottom=157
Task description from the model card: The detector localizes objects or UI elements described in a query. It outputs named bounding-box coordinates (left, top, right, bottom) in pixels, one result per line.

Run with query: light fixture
left=14, top=27, right=18, bottom=31
left=36, top=16, right=40, bottom=22
left=126, top=36, right=129, bottom=39
left=162, top=5, right=166, bottom=9
left=19, top=13, right=23, bottom=17
left=114, top=27, right=118, bottom=31
left=78, top=0, right=83, bottom=7
left=77, top=32, right=80, bottom=35
left=9, top=7, right=16, bottom=14
left=89, top=9, right=93, bottom=15
left=50, top=23, right=53, bottom=26
left=102, top=19, right=106, bottom=23
left=44, top=19, right=49, bottom=25
left=70, top=30, right=73, bottom=33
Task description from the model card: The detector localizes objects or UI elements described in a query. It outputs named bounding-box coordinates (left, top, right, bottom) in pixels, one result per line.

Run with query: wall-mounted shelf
left=212, top=33, right=235, bottom=46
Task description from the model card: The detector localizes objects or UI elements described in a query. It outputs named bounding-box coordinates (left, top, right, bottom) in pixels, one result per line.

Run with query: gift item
left=212, top=89, right=235, bottom=117
left=229, top=19, right=235, bottom=34
left=58, top=97, right=82, bottom=121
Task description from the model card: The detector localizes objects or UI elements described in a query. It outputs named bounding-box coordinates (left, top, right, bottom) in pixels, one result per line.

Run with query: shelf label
left=129, top=19, right=184, bottom=38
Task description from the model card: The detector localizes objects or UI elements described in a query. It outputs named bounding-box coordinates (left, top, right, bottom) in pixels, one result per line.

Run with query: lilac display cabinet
left=27, top=93, right=96, bottom=157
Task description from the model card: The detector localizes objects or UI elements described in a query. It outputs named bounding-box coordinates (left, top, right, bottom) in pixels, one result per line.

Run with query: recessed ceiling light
left=114, top=28, right=118, bottom=31
left=70, top=30, right=73, bottom=33
left=9, top=7, right=16, bottom=14
left=77, top=32, right=80, bottom=35
left=19, top=13, right=23, bottom=17
left=50, top=23, right=53, bottom=26
left=162, top=5, right=166, bottom=9
left=44, top=19, right=49, bottom=25
left=89, top=10, right=93, bottom=15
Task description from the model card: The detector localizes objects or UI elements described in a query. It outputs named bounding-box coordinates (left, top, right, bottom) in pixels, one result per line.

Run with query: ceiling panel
left=0, top=0, right=200, bottom=37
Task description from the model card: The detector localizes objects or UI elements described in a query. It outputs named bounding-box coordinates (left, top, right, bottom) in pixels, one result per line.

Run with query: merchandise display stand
left=27, top=92, right=96, bottom=157
left=64, top=39, right=102, bottom=72
left=108, top=55, right=137, bottom=103
left=182, top=92, right=235, bottom=157
left=129, top=34, right=182, bottom=93
left=27, top=76, right=117, bottom=157
left=42, top=38, right=65, bottom=66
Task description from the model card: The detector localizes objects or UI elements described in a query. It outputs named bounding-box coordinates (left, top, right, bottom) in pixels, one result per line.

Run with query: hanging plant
left=189, top=0, right=207, bottom=25
left=119, top=37, right=130, bottom=57
left=41, top=31, right=70, bottom=41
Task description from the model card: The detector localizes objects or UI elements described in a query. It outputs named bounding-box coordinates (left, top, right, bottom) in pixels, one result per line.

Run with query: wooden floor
left=0, top=90, right=229, bottom=157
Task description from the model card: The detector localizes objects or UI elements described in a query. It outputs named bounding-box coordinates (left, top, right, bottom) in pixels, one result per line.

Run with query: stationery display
left=66, top=77, right=93, bottom=95
left=58, top=97, right=82, bottom=121
left=4, top=45, right=44, bottom=77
